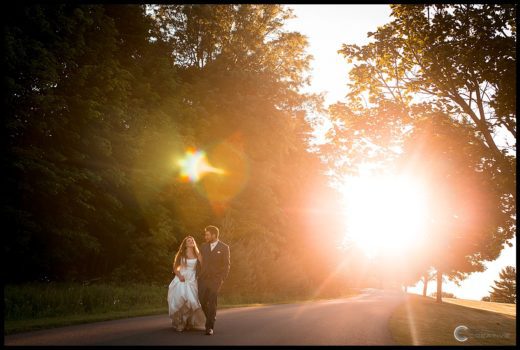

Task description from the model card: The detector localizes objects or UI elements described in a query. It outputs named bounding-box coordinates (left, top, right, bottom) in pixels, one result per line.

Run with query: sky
left=284, top=4, right=516, bottom=301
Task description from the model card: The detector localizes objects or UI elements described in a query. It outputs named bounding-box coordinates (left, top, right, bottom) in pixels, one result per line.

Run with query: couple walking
left=167, top=225, right=230, bottom=335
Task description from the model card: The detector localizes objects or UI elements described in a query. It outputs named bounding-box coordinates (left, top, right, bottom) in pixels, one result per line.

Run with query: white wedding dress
left=167, top=258, right=206, bottom=330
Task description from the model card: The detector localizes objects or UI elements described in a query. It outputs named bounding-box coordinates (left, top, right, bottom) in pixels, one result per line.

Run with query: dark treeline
left=4, top=5, right=351, bottom=297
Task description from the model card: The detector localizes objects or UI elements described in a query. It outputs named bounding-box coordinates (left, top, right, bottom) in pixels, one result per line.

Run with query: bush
left=430, top=291, right=457, bottom=299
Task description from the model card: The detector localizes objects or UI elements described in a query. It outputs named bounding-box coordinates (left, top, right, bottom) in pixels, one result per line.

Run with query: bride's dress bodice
left=178, top=258, right=197, bottom=280
left=182, top=258, right=197, bottom=271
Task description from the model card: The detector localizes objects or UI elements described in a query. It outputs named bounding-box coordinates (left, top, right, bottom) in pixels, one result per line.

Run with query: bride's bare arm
left=173, top=264, right=185, bottom=281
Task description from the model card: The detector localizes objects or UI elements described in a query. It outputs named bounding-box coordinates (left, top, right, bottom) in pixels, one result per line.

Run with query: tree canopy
left=4, top=4, right=347, bottom=299
left=321, top=4, right=516, bottom=302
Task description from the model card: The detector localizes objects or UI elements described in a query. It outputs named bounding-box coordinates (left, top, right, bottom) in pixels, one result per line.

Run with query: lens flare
left=199, top=139, right=249, bottom=213
left=178, top=148, right=225, bottom=183
left=176, top=132, right=250, bottom=216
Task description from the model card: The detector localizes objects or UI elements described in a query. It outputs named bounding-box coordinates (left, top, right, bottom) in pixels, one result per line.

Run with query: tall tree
left=489, top=265, right=516, bottom=304
left=4, top=4, right=349, bottom=302
left=4, top=4, right=187, bottom=282
left=4, top=4, right=138, bottom=281
left=421, top=269, right=436, bottom=297
left=320, top=4, right=516, bottom=303
left=398, top=113, right=514, bottom=302
left=150, top=4, right=344, bottom=296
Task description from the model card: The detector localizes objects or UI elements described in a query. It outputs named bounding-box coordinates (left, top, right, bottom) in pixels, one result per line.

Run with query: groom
left=198, top=225, right=230, bottom=335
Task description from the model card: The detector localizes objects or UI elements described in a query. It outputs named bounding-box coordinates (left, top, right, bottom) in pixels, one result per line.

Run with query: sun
left=342, top=173, right=428, bottom=259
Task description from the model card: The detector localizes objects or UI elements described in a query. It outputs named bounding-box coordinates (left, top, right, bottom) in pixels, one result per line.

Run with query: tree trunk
left=422, top=274, right=428, bottom=297
left=436, top=269, right=443, bottom=303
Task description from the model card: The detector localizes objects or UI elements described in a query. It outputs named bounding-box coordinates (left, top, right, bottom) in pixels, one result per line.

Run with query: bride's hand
left=191, top=240, right=202, bottom=263
left=178, top=274, right=185, bottom=282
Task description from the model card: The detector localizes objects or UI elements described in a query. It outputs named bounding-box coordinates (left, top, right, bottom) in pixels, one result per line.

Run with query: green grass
left=389, top=294, right=516, bottom=346
left=4, top=282, right=358, bottom=335
left=4, top=282, right=166, bottom=319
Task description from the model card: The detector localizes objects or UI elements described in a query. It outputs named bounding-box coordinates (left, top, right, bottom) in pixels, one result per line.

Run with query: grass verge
left=4, top=283, right=359, bottom=335
left=389, top=294, right=516, bottom=346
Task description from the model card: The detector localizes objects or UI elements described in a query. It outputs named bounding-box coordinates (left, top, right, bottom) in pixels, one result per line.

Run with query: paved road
left=4, top=288, right=406, bottom=345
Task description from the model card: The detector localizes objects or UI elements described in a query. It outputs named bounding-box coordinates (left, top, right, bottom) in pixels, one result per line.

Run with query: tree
left=398, top=114, right=514, bottom=303
left=4, top=4, right=141, bottom=281
left=320, top=4, right=516, bottom=303
left=489, top=265, right=516, bottom=304
left=4, top=4, right=191, bottom=282
left=4, top=4, right=350, bottom=303
left=148, top=4, right=348, bottom=298
left=421, top=269, right=436, bottom=297
left=337, top=4, right=516, bottom=182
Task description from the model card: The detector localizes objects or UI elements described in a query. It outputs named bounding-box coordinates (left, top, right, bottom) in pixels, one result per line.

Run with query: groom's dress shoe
left=205, top=329, right=214, bottom=335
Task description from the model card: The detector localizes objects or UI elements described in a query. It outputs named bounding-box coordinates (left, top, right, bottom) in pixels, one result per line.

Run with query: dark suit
left=197, top=240, right=230, bottom=331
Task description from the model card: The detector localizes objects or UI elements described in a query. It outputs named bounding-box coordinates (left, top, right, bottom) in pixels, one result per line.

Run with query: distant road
left=4, top=288, right=406, bottom=345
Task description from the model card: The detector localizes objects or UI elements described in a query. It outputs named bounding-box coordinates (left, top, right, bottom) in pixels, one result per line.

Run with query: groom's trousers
left=198, top=279, right=219, bottom=330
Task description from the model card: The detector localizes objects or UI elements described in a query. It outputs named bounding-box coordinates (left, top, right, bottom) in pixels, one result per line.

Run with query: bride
left=167, top=235, right=206, bottom=331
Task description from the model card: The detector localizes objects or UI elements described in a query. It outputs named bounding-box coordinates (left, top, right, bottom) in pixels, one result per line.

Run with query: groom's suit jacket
left=198, top=240, right=230, bottom=290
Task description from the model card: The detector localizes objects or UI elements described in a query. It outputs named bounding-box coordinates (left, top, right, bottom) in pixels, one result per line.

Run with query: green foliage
left=322, top=4, right=516, bottom=294
left=4, top=282, right=166, bottom=320
left=335, top=4, right=516, bottom=186
left=489, top=266, right=516, bottom=304
left=4, top=4, right=348, bottom=301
